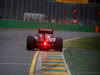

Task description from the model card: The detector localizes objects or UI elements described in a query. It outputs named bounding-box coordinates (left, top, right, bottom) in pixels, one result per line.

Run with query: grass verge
left=63, top=36, right=100, bottom=50
left=63, top=36, right=100, bottom=75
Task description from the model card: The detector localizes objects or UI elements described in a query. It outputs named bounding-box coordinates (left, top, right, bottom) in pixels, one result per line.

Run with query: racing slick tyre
left=26, top=35, right=35, bottom=50
left=55, top=37, right=63, bottom=52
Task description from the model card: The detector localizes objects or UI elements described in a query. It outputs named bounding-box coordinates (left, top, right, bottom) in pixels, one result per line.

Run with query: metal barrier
left=0, top=0, right=100, bottom=26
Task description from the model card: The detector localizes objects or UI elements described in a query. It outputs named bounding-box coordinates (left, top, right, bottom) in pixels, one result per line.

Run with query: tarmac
left=0, top=29, right=99, bottom=75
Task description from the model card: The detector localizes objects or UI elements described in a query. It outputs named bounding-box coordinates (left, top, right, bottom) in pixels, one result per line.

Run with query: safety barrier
left=0, top=20, right=98, bottom=32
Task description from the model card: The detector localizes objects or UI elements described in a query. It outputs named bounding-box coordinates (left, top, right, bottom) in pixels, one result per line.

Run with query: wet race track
left=0, top=29, right=99, bottom=75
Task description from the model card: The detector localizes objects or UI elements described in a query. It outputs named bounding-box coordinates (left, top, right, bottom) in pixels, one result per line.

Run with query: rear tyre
left=26, top=35, right=35, bottom=50
left=55, top=37, right=63, bottom=52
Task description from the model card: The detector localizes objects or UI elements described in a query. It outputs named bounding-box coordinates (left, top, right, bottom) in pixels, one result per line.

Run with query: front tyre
left=26, top=35, right=35, bottom=50
left=55, top=37, right=63, bottom=52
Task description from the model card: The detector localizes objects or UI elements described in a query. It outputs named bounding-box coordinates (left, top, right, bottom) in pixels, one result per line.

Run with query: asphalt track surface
left=0, top=29, right=99, bottom=75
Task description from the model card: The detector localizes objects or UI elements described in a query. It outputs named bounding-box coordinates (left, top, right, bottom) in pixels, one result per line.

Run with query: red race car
left=26, top=28, right=63, bottom=51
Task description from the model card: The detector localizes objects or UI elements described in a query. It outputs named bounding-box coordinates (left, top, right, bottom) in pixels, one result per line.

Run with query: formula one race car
left=26, top=28, right=63, bottom=51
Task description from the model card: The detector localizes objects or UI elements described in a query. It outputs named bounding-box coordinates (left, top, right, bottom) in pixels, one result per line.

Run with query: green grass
left=63, top=36, right=100, bottom=75
left=63, top=36, right=100, bottom=50
left=63, top=48, right=100, bottom=75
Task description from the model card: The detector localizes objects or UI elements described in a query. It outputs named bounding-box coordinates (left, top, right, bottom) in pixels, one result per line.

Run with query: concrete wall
left=0, top=20, right=97, bottom=32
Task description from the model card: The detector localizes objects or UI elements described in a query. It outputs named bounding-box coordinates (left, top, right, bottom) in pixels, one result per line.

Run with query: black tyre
left=26, top=35, right=35, bottom=50
left=55, top=37, right=63, bottom=52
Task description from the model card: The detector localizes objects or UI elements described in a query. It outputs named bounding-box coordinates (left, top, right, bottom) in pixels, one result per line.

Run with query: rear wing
left=38, top=28, right=54, bottom=34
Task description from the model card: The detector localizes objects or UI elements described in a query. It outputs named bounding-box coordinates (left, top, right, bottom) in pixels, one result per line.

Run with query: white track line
left=62, top=37, right=81, bottom=75
left=0, top=63, right=30, bottom=65
left=63, top=37, right=81, bottom=42
left=62, top=48, right=72, bottom=75
left=62, top=37, right=83, bottom=75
